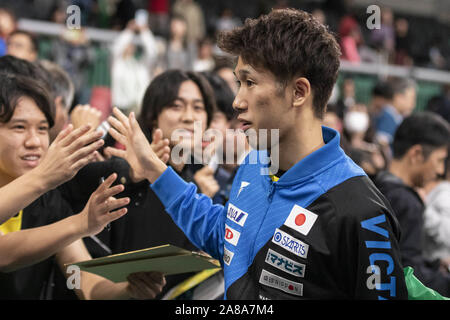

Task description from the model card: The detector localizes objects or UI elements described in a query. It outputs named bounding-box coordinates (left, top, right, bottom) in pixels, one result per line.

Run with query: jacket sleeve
left=150, top=166, right=226, bottom=262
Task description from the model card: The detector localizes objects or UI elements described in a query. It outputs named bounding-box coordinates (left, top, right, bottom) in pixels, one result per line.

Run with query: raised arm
left=0, top=173, right=129, bottom=272
left=105, top=108, right=226, bottom=259
left=0, top=124, right=104, bottom=224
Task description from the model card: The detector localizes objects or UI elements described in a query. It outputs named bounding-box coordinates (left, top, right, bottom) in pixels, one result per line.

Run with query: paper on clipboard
left=67, top=244, right=221, bottom=283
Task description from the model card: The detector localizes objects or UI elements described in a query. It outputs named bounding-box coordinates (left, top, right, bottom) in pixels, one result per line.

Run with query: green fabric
left=404, top=267, right=449, bottom=300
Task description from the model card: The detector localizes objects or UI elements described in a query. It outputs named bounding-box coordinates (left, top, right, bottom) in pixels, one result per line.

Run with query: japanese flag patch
left=284, top=204, right=318, bottom=236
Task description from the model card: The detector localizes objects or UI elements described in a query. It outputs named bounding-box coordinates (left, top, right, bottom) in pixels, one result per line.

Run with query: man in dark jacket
left=374, top=111, right=450, bottom=296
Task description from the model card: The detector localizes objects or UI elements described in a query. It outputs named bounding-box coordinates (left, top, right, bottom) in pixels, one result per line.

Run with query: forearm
left=0, top=170, right=48, bottom=224
left=0, top=215, right=84, bottom=272
left=150, top=166, right=224, bottom=259
left=78, top=272, right=131, bottom=300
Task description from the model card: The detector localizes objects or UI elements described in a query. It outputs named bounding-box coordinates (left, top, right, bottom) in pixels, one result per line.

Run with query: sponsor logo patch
left=224, top=224, right=241, bottom=246
left=223, top=246, right=234, bottom=266
left=284, top=205, right=318, bottom=236
left=227, top=203, right=249, bottom=227
left=259, top=269, right=303, bottom=297
left=237, top=181, right=250, bottom=197
left=272, top=228, right=309, bottom=258
left=265, top=248, right=305, bottom=278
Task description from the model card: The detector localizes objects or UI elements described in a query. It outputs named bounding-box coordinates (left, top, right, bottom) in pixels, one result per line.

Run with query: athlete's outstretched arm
left=106, top=108, right=225, bottom=259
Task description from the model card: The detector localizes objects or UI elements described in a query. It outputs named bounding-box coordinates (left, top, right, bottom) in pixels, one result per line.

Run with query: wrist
left=144, top=157, right=168, bottom=183
left=27, top=168, right=52, bottom=194
left=70, top=211, right=89, bottom=238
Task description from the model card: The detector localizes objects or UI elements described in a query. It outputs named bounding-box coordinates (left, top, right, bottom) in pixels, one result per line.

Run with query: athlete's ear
left=293, top=77, right=311, bottom=108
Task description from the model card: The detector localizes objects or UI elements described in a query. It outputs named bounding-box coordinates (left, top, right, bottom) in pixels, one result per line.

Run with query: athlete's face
left=0, top=97, right=49, bottom=185
left=233, top=57, right=292, bottom=150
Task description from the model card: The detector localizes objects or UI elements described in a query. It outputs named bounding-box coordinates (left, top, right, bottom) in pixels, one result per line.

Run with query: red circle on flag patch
left=288, top=285, right=294, bottom=291
left=295, top=213, right=306, bottom=226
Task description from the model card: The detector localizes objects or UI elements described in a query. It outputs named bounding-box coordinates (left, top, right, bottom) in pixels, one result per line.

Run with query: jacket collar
left=266, top=126, right=346, bottom=185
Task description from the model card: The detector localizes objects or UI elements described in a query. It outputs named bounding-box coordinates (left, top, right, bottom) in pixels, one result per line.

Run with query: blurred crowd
left=0, top=0, right=450, bottom=300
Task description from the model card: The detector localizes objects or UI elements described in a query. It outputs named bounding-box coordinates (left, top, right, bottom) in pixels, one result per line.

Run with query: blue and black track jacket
left=151, top=127, right=408, bottom=299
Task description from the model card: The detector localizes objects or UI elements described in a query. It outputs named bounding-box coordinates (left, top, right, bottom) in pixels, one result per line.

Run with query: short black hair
left=217, top=8, right=341, bottom=119
left=392, top=111, right=450, bottom=159
left=138, top=70, right=216, bottom=142
left=372, top=80, right=394, bottom=100
left=0, top=55, right=52, bottom=92
left=201, top=71, right=236, bottom=121
left=0, top=72, right=55, bottom=127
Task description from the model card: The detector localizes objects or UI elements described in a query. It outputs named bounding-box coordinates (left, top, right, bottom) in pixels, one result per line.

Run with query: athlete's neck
left=271, top=120, right=325, bottom=172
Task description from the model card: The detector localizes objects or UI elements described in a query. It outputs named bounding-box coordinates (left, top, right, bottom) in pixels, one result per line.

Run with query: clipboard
left=67, top=244, right=221, bottom=283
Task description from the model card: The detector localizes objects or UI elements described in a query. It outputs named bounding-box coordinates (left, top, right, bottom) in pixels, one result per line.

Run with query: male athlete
left=107, top=9, right=408, bottom=299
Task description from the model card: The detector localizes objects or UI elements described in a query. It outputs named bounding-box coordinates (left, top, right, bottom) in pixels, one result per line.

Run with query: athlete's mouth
left=238, top=119, right=252, bottom=131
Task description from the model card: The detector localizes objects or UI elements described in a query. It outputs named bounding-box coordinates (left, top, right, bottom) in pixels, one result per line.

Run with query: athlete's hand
left=105, top=108, right=168, bottom=183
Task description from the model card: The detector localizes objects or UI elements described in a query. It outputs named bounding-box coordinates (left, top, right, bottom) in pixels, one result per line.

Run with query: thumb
left=201, top=165, right=215, bottom=176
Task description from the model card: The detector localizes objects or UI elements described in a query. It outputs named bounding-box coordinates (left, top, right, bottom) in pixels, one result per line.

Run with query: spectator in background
left=394, top=17, right=413, bottom=66
left=0, top=8, right=16, bottom=56
left=215, top=8, right=241, bottom=33
left=374, top=77, right=416, bottom=147
left=426, top=84, right=450, bottom=123
left=172, top=0, right=206, bottom=43
left=111, top=19, right=158, bottom=116
left=6, top=30, right=39, bottom=62
left=428, top=35, right=447, bottom=70
left=0, top=73, right=166, bottom=300
left=338, top=14, right=362, bottom=63
left=423, top=148, right=450, bottom=273
left=374, top=112, right=450, bottom=297
left=369, top=7, right=395, bottom=64
left=50, top=27, right=94, bottom=105
left=336, top=76, right=356, bottom=119
left=56, top=70, right=217, bottom=300
left=39, top=60, right=75, bottom=142
left=311, top=8, right=326, bottom=26
left=193, top=37, right=215, bottom=72
left=147, top=0, right=170, bottom=37
left=112, top=0, right=137, bottom=30
left=343, top=104, right=386, bottom=178
left=213, top=57, right=238, bottom=95
left=157, top=14, right=196, bottom=71
left=194, top=72, right=249, bottom=205
left=369, top=80, right=394, bottom=117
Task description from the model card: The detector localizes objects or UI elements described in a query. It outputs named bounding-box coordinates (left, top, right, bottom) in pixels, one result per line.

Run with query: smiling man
left=0, top=73, right=165, bottom=300
left=107, top=8, right=408, bottom=299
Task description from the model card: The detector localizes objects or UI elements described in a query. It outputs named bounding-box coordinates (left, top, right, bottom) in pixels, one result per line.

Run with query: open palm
left=106, top=108, right=167, bottom=183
